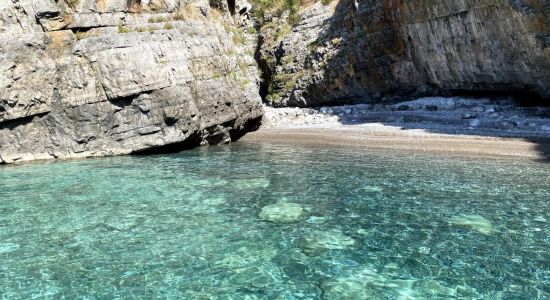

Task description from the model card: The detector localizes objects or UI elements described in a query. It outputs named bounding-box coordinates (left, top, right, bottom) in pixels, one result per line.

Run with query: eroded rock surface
left=0, top=0, right=263, bottom=164
left=259, top=0, right=550, bottom=107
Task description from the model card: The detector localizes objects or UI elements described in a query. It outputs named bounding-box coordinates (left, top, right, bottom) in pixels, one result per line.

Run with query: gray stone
left=448, top=215, right=496, bottom=235
left=462, top=113, right=476, bottom=119
left=497, top=120, right=519, bottom=129
left=485, top=107, right=496, bottom=113
left=259, top=202, right=305, bottom=223
left=469, top=119, right=481, bottom=127
left=472, top=106, right=486, bottom=113
left=0, top=0, right=263, bottom=164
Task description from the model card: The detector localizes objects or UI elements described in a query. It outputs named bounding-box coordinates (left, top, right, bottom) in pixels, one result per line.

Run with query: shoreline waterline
left=241, top=125, right=550, bottom=160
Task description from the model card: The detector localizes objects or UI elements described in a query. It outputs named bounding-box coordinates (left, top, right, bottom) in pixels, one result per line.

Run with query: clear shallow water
left=0, top=143, right=549, bottom=299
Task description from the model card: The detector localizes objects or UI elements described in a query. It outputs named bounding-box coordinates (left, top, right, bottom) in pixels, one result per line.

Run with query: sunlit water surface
left=0, top=143, right=549, bottom=299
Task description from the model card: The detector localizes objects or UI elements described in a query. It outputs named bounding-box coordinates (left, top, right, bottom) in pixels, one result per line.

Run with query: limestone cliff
left=2, top=0, right=549, bottom=164
left=0, top=0, right=263, bottom=164
left=258, top=0, right=550, bottom=107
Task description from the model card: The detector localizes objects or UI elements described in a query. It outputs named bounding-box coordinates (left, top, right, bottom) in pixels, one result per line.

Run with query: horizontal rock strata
left=0, top=0, right=263, bottom=164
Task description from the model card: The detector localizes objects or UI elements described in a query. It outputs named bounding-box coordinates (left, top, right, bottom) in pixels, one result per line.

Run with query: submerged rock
left=320, top=266, right=419, bottom=299
left=235, top=178, right=271, bottom=189
left=424, top=280, right=458, bottom=297
left=448, top=215, right=496, bottom=235
left=214, top=244, right=278, bottom=269
left=301, top=229, right=355, bottom=255
left=259, top=203, right=305, bottom=223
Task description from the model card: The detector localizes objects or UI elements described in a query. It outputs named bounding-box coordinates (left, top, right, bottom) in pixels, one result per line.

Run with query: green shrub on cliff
left=117, top=25, right=130, bottom=33
left=74, top=30, right=88, bottom=40
left=149, top=16, right=169, bottom=23
left=274, top=24, right=292, bottom=41
left=173, top=3, right=200, bottom=20
left=249, top=0, right=302, bottom=26
left=163, top=22, right=175, bottom=30
left=267, top=71, right=303, bottom=102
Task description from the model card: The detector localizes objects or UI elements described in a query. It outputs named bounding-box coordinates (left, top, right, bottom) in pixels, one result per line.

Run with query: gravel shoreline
left=242, top=97, right=550, bottom=159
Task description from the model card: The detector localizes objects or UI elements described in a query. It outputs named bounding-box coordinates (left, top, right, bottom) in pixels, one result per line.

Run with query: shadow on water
left=291, top=0, right=550, bottom=162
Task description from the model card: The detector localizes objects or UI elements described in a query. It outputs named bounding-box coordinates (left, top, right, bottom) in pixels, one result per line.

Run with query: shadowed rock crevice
left=255, top=34, right=272, bottom=101
left=109, top=94, right=141, bottom=109
left=0, top=112, right=50, bottom=129
left=132, top=115, right=262, bottom=155
left=131, top=133, right=203, bottom=155
left=228, top=0, right=236, bottom=15
left=229, top=115, right=263, bottom=141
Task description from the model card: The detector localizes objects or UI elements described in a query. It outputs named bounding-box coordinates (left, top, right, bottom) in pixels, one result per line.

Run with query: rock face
left=259, top=0, right=550, bottom=107
left=0, top=0, right=263, bottom=164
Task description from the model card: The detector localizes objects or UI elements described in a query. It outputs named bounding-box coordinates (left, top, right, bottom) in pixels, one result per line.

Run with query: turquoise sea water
left=0, top=142, right=549, bottom=299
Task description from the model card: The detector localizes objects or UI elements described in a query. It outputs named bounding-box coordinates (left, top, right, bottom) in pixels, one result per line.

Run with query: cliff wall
left=2, top=0, right=549, bottom=163
left=259, top=0, right=550, bottom=107
left=0, top=0, right=263, bottom=164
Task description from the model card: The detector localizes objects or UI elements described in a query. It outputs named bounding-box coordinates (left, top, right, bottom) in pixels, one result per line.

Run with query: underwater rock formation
left=448, top=214, right=497, bottom=235
left=259, top=202, right=306, bottom=223
left=300, top=229, right=355, bottom=255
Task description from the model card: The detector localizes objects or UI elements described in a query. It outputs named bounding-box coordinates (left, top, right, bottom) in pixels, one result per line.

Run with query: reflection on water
left=0, top=143, right=548, bottom=299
